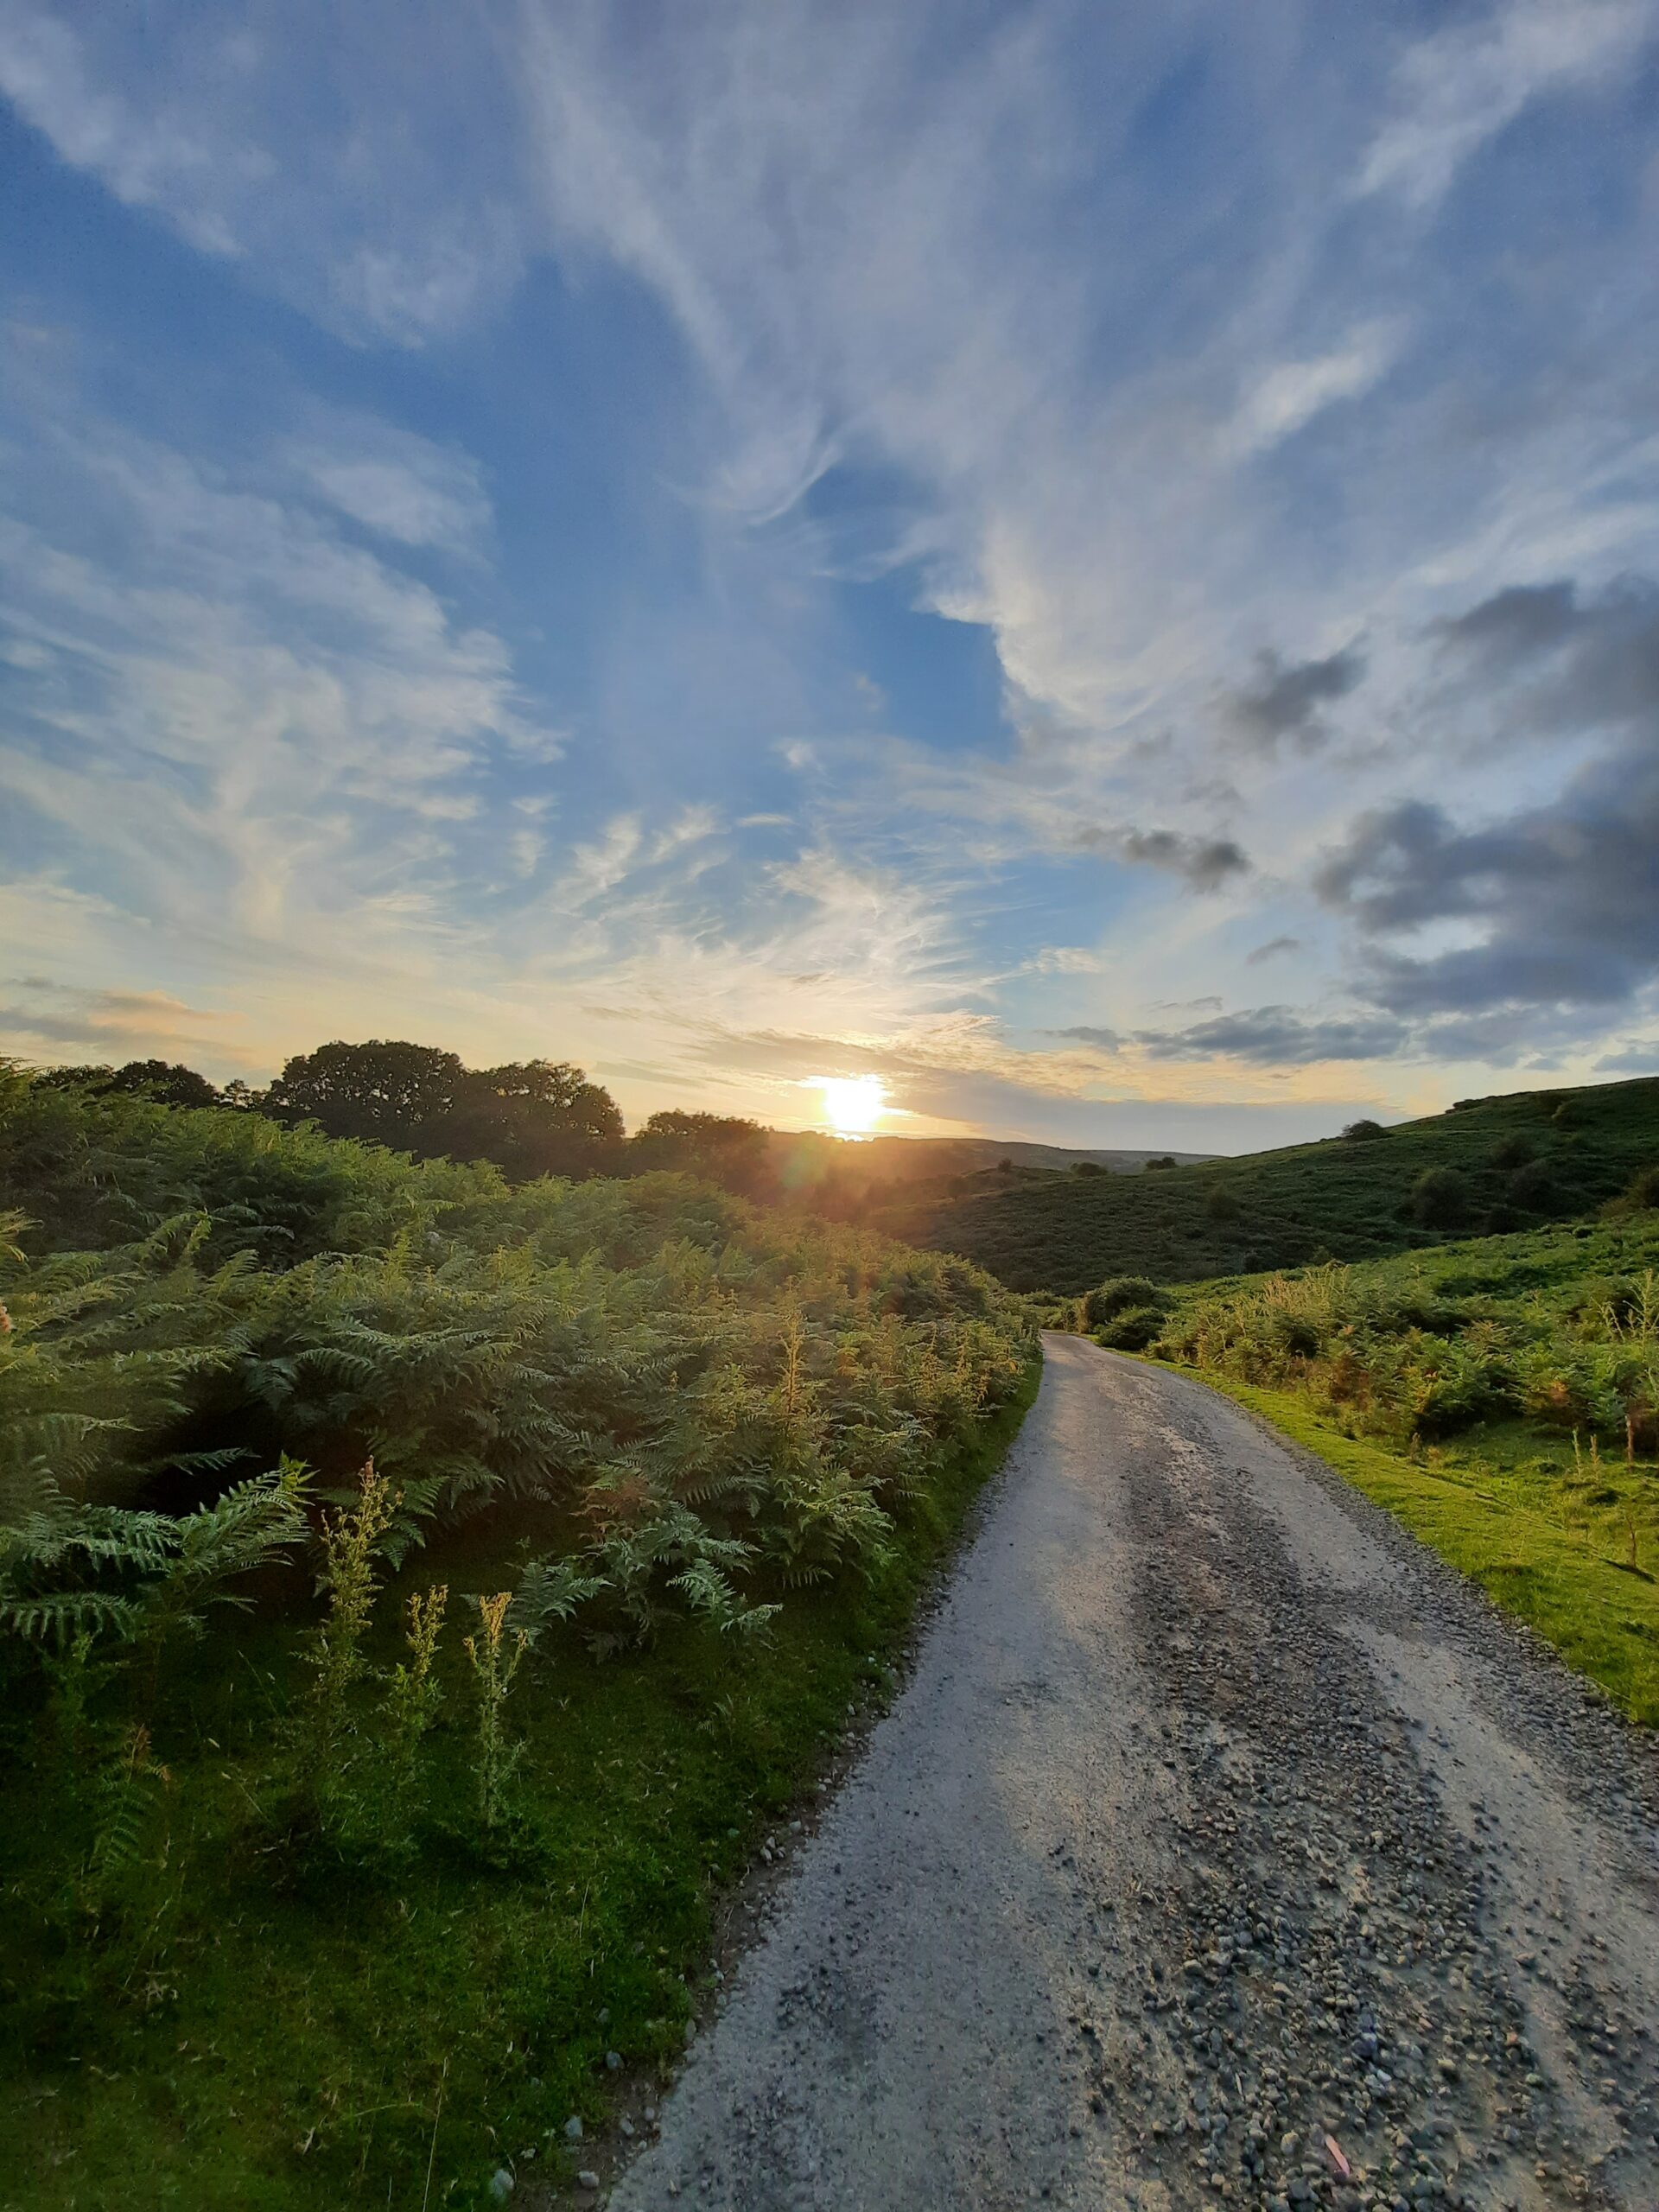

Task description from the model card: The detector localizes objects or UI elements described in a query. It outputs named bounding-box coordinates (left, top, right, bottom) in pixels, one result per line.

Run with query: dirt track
left=607, top=1335, right=1659, bottom=2211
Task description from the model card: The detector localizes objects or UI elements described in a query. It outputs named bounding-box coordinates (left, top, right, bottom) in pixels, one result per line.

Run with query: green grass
left=898, top=1075, right=1659, bottom=1293
left=1167, top=1367, right=1659, bottom=1726
left=0, top=1358, right=1039, bottom=2212
left=1123, top=1207, right=1659, bottom=1726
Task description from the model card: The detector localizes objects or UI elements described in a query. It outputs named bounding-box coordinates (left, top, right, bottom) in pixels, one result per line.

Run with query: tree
left=262, top=1041, right=625, bottom=1180
left=1341, top=1118, right=1387, bottom=1142
left=440, top=1060, right=624, bottom=1179
left=1143, top=1155, right=1177, bottom=1172
left=264, top=1041, right=468, bottom=1149
left=106, top=1059, right=223, bottom=1109
left=627, top=1111, right=771, bottom=1196
left=31, top=1060, right=221, bottom=1109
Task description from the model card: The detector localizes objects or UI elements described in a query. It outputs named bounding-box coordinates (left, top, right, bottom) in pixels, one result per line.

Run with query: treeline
left=43, top=1040, right=772, bottom=1192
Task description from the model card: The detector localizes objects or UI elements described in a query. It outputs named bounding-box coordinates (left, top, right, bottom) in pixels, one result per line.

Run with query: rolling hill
left=890, top=1077, right=1659, bottom=1293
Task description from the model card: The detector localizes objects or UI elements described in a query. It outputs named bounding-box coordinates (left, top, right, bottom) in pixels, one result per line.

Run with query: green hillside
left=897, top=1077, right=1659, bottom=1293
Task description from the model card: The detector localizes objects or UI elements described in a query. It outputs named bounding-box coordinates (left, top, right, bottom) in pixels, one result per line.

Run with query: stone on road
left=611, top=1334, right=1659, bottom=2211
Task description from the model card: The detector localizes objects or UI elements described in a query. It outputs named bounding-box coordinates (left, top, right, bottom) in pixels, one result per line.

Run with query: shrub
left=0, top=1071, right=1036, bottom=1674
left=1490, top=1132, right=1537, bottom=1171
left=1505, top=1159, right=1558, bottom=1212
left=1205, top=1184, right=1242, bottom=1222
left=1081, top=1275, right=1164, bottom=1328
left=1405, top=1344, right=1509, bottom=1438
left=1341, top=1119, right=1388, bottom=1141
left=1096, top=1305, right=1166, bottom=1352
left=1409, top=1166, right=1469, bottom=1229
left=1624, top=1164, right=1659, bottom=1212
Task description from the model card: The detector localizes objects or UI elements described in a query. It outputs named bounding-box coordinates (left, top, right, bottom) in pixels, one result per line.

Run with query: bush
left=1624, top=1163, right=1659, bottom=1212
left=1205, top=1184, right=1242, bottom=1222
left=1409, top=1166, right=1469, bottom=1229
left=1490, top=1132, right=1536, bottom=1171
left=0, top=1072, right=1037, bottom=1655
left=1081, top=1275, right=1165, bottom=1328
left=1505, top=1159, right=1558, bottom=1212
left=1341, top=1119, right=1388, bottom=1142
left=1096, top=1305, right=1166, bottom=1352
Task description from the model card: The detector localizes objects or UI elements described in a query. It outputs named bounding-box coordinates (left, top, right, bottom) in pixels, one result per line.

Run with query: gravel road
left=607, top=1334, right=1659, bottom=2212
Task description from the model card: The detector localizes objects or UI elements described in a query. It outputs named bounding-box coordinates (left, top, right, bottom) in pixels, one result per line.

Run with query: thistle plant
left=383, top=1583, right=447, bottom=1840
left=307, top=1460, right=398, bottom=1791
left=463, top=1591, right=526, bottom=1831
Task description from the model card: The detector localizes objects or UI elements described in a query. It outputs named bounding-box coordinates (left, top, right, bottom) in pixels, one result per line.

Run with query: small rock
left=576, top=2171, right=601, bottom=2192
left=489, top=2171, right=514, bottom=2203
left=564, top=2116, right=584, bottom=2142
left=606, top=2050, right=622, bottom=2071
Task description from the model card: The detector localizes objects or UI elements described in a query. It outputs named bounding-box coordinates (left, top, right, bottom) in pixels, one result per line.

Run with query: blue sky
left=3, top=0, right=1658, bottom=1149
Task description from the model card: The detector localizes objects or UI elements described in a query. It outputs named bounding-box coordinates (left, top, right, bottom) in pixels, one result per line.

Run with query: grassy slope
left=899, top=1077, right=1659, bottom=1293
left=0, top=1361, right=1040, bottom=2212
left=1134, top=1213, right=1659, bottom=1726
left=1174, top=1368, right=1659, bottom=1726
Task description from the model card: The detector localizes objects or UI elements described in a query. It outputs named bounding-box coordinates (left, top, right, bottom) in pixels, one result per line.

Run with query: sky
left=2, top=0, right=1658, bottom=1150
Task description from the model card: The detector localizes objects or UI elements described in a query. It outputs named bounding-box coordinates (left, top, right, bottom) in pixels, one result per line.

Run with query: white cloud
left=1224, top=321, right=1404, bottom=458
left=0, top=2, right=526, bottom=341
left=1356, top=0, right=1656, bottom=210
left=5, top=1, right=1658, bottom=1129
left=283, top=420, right=491, bottom=554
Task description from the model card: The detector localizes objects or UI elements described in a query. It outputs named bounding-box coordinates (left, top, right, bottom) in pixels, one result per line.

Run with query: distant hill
left=753, top=1128, right=1214, bottom=1221
left=888, top=1078, right=1659, bottom=1293
left=808, top=1135, right=1215, bottom=1176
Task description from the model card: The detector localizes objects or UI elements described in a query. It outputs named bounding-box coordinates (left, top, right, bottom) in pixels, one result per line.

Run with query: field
left=898, top=1077, right=1659, bottom=1292
left=1127, top=1217, right=1659, bottom=1723
left=0, top=1070, right=1036, bottom=2210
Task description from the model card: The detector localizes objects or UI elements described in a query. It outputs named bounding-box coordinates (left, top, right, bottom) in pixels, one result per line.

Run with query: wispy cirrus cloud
left=3, top=0, right=1658, bottom=1143
left=1355, top=0, right=1656, bottom=210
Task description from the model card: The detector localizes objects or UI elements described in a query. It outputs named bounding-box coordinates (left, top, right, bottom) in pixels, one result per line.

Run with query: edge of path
left=529, top=1347, right=1046, bottom=2207
left=1129, top=1350, right=1659, bottom=1730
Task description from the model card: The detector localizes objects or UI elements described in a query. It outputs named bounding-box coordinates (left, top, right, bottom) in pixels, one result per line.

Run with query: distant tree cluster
left=34, top=1041, right=775, bottom=1196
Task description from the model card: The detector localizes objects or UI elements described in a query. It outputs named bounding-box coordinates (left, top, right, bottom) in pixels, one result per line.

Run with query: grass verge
left=1160, top=1363, right=1659, bottom=1727
left=0, top=1356, right=1041, bottom=2212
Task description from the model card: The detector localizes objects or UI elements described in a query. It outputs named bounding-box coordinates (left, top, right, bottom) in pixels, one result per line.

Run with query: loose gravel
left=603, top=1335, right=1659, bottom=2211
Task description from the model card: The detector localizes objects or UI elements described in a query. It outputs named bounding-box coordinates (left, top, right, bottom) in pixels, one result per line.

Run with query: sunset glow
left=814, top=1075, right=888, bottom=1137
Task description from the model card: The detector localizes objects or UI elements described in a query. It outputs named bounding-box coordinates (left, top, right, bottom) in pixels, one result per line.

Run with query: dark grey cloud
left=1052, top=1026, right=1122, bottom=1052
left=1226, top=644, right=1365, bottom=753
left=1246, top=934, right=1300, bottom=965
left=1117, top=828, right=1249, bottom=889
left=1432, top=575, right=1659, bottom=733
left=1134, top=1005, right=1408, bottom=1065
left=1433, top=581, right=1580, bottom=662
left=1317, top=732, right=1659, bottom=1015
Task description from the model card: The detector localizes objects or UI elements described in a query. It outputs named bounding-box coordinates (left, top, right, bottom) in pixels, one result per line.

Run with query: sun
left=814, top=1074, right=888, bottom=1137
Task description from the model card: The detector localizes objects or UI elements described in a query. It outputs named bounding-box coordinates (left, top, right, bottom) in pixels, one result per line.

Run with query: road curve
left=610, top=1335, right=1659, bottom=2212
